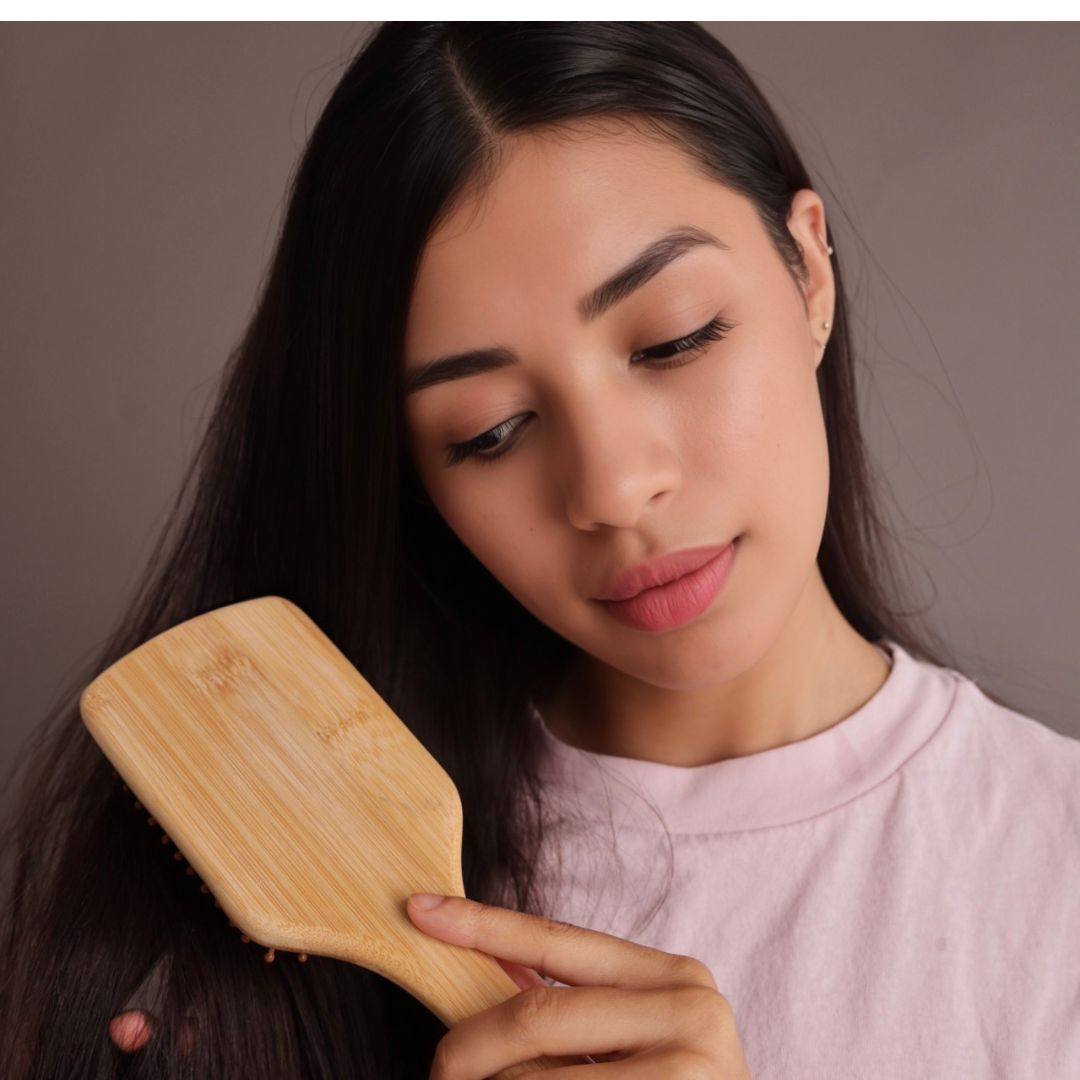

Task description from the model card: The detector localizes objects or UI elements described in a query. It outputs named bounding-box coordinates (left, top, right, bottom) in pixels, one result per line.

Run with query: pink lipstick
left=596, top=538, right=739, bottom=632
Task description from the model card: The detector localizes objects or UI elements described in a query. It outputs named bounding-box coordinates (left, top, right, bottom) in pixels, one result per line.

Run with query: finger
left=432, top=983, right=717, bottom=1080
left=108, top=1009, right=198, bottom=1055
left=109, top=1010, right=154, bottom=1052
left=517, top=1047, right=721, bottom=1077
left=407, top=894, right=715, bottom=991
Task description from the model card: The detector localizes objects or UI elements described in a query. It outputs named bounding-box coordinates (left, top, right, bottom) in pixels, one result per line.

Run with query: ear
left=786, top=188, right=835, bottom=370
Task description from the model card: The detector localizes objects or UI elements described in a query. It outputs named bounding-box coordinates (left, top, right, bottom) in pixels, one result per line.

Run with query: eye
left=445, top=414, right=526, bottom=468
left=633, top=312, right=736, bottom=370
left=443, top=312, right=736, bottom=467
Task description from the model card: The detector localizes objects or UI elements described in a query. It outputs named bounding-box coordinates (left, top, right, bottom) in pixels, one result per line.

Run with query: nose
left=559, top=390, right=681, bottom=532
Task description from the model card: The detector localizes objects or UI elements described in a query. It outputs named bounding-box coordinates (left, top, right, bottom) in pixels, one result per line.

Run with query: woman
left=2, top=22, right=1077, bottom=1078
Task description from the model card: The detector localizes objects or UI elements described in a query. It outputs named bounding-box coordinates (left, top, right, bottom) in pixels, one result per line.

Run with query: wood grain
left=81, top=595, right=584, bottom=1075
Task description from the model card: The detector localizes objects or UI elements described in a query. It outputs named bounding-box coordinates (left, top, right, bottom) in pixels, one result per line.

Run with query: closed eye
left=636, top=312, right=736, bottom=368
left=444, top=311, right=737, bottom=467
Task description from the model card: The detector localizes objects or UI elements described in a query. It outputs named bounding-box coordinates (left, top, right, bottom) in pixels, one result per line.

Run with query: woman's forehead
left=425, top=125, right=734, bottom=254
left=407, top=129, right=753, bottom=336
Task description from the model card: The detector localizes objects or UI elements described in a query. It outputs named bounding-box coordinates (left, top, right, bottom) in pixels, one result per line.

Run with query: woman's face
left=402, top=122, right=836, bottom=692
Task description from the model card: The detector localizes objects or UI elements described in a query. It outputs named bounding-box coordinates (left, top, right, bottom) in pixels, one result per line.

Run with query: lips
left=594, top=541, right=737, bottom=601
left=597, top=540, right=739, bottom=632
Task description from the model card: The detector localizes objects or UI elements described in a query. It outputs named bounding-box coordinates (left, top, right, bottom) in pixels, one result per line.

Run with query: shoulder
left=962, top=675, right=1079, bottom=769
left=929, top=664, right=1080, bottom=818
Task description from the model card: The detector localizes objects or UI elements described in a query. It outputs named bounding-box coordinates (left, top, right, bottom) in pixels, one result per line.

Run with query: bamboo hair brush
left=79, top=595, right=585, bottom=1076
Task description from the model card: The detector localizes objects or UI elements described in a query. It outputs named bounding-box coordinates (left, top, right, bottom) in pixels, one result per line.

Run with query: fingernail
left=409, top=893, right=445, bottom=911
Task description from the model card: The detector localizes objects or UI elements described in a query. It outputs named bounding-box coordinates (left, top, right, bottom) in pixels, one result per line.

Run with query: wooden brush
left=80, top=595, right=585, bottom=1075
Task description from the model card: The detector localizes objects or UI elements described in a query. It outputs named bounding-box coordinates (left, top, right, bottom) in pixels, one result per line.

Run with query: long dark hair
left=0, top=22, right=1002, bottom=1078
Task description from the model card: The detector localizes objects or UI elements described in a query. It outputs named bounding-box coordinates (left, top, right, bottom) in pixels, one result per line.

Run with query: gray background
left=2, top=23, right=1078, bottom=816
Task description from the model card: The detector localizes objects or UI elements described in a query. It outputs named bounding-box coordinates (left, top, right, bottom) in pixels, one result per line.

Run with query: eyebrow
left=403, top=224, right=731, bottom=397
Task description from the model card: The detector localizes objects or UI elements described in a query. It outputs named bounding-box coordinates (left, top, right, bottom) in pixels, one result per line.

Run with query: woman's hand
left=108, top=1010, right=196, bottom=1054
left=406, top=892, right=752, bottom=1078
left=109, top=1010, right=154, bottom=1053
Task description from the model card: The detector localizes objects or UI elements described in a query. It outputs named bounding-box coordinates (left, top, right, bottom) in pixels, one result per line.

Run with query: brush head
left=80, top=596, right=464, bottom=995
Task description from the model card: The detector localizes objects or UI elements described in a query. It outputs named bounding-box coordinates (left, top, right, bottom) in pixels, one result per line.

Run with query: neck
left=537, top=565, right=891, bottom=767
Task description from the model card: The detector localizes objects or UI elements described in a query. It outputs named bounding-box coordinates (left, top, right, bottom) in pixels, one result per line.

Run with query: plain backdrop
left=2, top=23, right=1078, bottom=823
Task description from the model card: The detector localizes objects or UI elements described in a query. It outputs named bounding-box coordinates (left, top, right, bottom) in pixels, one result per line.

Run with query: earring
left=823, top=320, right=831, bottom=330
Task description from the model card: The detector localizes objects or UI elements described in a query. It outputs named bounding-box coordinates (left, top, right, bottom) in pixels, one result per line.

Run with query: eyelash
left=443, top=312, right=736, bottom=467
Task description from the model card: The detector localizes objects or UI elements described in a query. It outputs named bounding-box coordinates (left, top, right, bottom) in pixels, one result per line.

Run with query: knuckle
left=540, top=914, right=578, bottom=938
left=666, top=985, right=737, bottom=1054
left=670, top=984, right=722, bottom=1022
left=710, top=989, right=736, bottom=1022
left=665, top=1047, right=718, bottom=1079
left=692, top=992, right=745, bottom=1065
left=459, top=899, right=494, bottom=943
left=428, top=1034, right=462, bottom=1080
left=537, top=915, right=576, bottom=973
left=667, top=952, right=717, bottom=988
left=508, top=985, right=558, bottom=1044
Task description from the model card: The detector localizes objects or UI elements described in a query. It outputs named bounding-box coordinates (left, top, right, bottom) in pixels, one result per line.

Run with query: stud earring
left=823, top=320, right=831, bottom=330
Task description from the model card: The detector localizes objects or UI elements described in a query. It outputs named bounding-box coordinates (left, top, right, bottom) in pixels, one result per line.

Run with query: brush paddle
left=80, top=595, right=585, bottom=1075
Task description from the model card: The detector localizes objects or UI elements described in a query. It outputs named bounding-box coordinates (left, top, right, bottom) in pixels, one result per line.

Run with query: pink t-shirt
left=527, top=640, right=1080, bottom=1078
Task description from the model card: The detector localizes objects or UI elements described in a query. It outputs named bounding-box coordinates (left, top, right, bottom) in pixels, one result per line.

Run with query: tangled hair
left=0, top=22, right=999, bottom=1078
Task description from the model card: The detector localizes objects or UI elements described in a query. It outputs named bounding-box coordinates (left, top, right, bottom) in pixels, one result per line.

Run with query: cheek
left=435, top=483, right=598, bottom=642
left=685, top=330, right=828, bottom=542
left=434, top=487, right=514, bottom=566
left=429, top=477, right=557, bottom=598
left=405, top=415, right=573, bottom=616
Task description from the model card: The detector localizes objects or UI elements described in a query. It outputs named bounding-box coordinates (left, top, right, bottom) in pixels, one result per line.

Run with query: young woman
left=2, top=22, right=1077, bottom=1079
